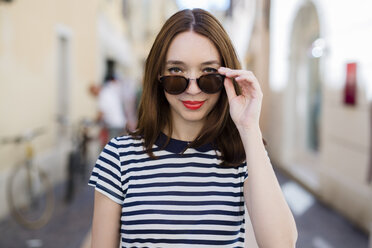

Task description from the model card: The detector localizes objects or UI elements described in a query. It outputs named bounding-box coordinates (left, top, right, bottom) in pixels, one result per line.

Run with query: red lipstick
left=182, top=101, right=205, bottom=110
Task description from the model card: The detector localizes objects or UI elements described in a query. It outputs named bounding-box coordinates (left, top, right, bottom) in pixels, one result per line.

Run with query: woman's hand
left=218, top=67, right=263, bottom=133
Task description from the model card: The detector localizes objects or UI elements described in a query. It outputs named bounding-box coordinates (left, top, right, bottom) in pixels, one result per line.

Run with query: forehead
left=166, top=31, right=220, bottom=64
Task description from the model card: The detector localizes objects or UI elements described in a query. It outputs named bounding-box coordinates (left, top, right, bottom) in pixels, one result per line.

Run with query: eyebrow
left=165, top=60, right=221, bottom=66
left=201, top=60, right=221, bottom=66
left=165, top=60, right=185, bottom=66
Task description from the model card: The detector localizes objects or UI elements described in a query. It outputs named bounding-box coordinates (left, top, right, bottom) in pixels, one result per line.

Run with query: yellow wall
left=0, top=0, right=135, bottom=219
left=0, top=0, right=101, bottom=170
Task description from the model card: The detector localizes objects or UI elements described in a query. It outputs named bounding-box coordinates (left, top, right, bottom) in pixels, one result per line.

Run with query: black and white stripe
left=89, top=134, right=248, bottom=248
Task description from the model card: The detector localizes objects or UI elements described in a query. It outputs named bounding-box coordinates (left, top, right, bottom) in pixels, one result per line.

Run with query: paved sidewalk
left=0, top=182, right=94, bottom=248
left=276, top=169, right=369, bottom=248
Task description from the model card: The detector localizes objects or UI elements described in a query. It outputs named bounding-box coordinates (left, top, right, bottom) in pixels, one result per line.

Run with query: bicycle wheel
left=64, top=150, right=81, bottom=203
left=7, top=162, right=54, bottom=229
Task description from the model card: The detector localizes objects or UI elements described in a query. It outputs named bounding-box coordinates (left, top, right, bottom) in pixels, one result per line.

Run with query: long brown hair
left=133, top=8, right=245, bottom=166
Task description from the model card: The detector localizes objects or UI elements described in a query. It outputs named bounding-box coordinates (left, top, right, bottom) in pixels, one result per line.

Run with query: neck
left=164, top=120, right=204, bottom=142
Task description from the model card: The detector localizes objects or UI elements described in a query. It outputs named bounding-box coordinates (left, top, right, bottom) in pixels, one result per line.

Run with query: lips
left=182, top=100, right=205, bottom=110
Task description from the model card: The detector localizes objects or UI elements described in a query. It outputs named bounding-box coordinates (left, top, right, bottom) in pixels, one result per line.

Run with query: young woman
left=89, top=8, right=297, bottom=248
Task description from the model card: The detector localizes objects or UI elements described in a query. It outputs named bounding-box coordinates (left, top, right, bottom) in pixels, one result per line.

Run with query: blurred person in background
left=89, top=8, right=297, bottom=248
left=120, top=76, right=138, bottom=133
left=368, top=101, right=372, bottom=183
left=88, top=82, right=109, bottom=148
left=88, top=83, right=101, bottom=99
left=98, top=75, right=125, bottom=140
left=97, top=75, right=137, bottom=140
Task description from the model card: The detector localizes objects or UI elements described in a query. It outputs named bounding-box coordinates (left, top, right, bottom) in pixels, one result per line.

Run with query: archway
left=287, top=1, right=322, bottom=185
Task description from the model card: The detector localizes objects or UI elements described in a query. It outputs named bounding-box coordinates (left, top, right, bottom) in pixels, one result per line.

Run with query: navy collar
left=155, top=132, right=215, bottom=153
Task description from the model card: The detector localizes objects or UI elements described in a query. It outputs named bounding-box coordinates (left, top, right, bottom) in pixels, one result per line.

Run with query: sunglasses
left=159, top=73, right=225, bottom=95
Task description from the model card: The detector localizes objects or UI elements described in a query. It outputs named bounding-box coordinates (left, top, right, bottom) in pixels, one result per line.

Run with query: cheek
left=209, top=93, right=221, bottom=107
left=164, top=92, right=178, bottom=106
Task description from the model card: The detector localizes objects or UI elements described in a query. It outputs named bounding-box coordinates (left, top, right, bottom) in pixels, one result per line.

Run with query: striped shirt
left=89, top=133, right=248, bottom=248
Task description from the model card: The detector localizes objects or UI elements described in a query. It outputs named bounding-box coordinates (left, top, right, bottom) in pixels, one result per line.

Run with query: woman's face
left=163, top=31, right=222, bottom=129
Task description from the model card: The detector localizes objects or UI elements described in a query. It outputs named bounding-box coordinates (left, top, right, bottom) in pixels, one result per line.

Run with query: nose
left=185, top=78, right=202, bottom=94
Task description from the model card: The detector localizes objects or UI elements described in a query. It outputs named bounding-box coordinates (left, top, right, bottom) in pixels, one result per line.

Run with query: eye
left=167, top=67, right=183, bottom=74
left=203, top=67, right=218, bottom=73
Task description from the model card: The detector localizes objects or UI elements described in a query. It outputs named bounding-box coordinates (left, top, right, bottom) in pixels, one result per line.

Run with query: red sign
left=344, top=62, right=357, bottom=105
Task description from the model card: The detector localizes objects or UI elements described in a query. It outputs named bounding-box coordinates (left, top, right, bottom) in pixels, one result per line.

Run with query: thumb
left=224, top=77, right=237, bottom=102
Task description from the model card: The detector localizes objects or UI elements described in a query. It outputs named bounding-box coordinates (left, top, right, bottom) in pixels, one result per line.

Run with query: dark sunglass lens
left=198, top=74, right=224, bottom=94
left=161, top=76, right=188, bottom=94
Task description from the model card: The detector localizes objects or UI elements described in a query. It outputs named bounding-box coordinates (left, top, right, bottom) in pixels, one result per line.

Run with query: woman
left=89, top=8, right=297, bottom=248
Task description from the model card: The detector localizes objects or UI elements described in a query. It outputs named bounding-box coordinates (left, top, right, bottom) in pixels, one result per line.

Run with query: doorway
left=56, top=26, right=72, bottom=137
left=286, top=2, right=323, bottom=189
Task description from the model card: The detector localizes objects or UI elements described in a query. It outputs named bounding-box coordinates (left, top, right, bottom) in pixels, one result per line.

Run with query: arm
left=218, top=67, right=298, bottom=247
left=91, top=191, right=121, bottom=248
left=242, top=129, right=297, bottom=247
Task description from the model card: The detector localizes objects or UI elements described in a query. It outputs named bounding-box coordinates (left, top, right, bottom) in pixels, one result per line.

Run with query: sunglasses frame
left=159, top=73, right=225, bottom=95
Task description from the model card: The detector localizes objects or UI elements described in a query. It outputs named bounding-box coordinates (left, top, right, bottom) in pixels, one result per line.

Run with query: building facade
left=267, top=0, right=372, bottom=233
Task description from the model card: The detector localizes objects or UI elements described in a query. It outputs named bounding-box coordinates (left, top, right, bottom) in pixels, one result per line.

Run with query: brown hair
left=132, top=8, right=245, bottom=166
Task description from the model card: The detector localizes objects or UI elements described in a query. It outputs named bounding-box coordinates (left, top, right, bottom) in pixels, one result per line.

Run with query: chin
left=181, top=111, right=207, bottom=123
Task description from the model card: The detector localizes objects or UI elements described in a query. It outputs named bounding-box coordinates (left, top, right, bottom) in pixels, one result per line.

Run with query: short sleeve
left=88, top=138, right=124, bottom=205
left=243, top=162, right=248, bottom=181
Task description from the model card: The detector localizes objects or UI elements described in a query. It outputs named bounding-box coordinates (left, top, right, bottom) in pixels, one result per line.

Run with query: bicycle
left=64, top=119, right=95, bottom=203
left=1, top=128, right=54, bottom=230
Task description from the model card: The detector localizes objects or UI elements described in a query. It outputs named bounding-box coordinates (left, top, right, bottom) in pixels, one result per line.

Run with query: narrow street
left=276, top=170, right=369, bottom=248
left=1, top=0, right=372, bottom=247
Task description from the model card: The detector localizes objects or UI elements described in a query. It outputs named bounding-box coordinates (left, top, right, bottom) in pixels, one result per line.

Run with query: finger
left=219, top=67, right=262, bottom=97
left=218, top=67, right=242, bottom=77
left=218, top=67, right=250, bottom=78
left=223, top=77, right=237, bottom=101
left=234, top=78, right=263, bottom=100
left=235, top=74, right=262, bottom=95
left=219, top=67, right=260, bottom=88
